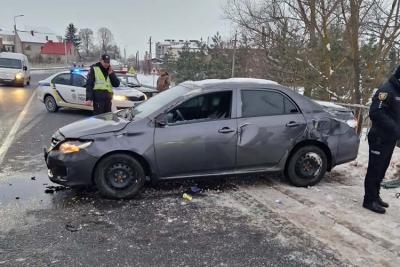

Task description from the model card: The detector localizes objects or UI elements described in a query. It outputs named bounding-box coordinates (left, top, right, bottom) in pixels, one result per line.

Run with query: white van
left=0, top=52, right=31, bottom=87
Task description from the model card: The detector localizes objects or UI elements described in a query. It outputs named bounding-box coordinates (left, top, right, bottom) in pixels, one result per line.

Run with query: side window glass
left=72, top=74, right=86, bottom=87
left=241, top=90, right=284, bottom=118
left=166, top=91, right=232, bottom=124
left=284, top=97, right=299, bottom=114
left=52, top=74, right=71, bottom=85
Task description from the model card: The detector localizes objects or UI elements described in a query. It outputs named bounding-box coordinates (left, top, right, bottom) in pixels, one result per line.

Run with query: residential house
left=14, top=26, right=62, bottom=61
left=0, top=29, right=15, bottom=52
left=40, top=41, right=79, bottom=63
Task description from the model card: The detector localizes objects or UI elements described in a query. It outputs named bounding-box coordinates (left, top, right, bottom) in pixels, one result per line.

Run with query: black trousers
left=93, top=100, right=112, bottom=116
left=364, top=134, right=396, bottom=203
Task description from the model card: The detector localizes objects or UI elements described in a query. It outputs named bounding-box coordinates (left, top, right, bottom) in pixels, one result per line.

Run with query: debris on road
left=65, top=222, right=80, bottom=232
left=183, top=193, right=192, bottom=201
left=15, top=197, right=20, bottom=200
left=191, top=186, right=201, bottom=193
left=31, top=176, right=36, bottom=180
left=382, top=180, right=400, bottom=189
left=275, top=200, right=282, bottom=204
left=44, top=185, right=68, bottom=194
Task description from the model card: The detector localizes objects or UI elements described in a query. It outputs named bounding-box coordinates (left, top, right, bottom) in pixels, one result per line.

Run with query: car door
left=236, top=89, right=307, bottom=170
left=71, top=74, right=87, bottom=105
left=51, top=73, right=74, bottom=104
left=154, top=90, right=238, bottom=178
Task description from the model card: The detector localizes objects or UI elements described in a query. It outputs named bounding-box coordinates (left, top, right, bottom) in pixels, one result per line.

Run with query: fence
left=333, top=102, right=370, bottom=141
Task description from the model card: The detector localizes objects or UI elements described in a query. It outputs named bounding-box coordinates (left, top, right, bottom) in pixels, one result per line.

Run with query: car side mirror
left=23, top=66, right=27, bottom=71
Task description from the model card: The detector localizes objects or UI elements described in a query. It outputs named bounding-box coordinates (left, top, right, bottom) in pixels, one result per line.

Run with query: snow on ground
left=334, top=140, right=400, bottom=182
left=219, top=140, right=400, bottom=266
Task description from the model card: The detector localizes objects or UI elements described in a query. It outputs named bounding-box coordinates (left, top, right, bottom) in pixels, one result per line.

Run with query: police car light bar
left=69, top=67, right=90, bottom=73
left=115, top=70, right=128, bottom=74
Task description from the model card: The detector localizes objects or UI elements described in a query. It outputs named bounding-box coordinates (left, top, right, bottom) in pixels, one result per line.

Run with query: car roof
left=0, top=52, right=26, bottom=60
left=181, top=78, right=279, bottom=87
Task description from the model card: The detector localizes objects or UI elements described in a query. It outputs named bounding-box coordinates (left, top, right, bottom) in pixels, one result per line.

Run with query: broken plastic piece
left=183, top=193, right=192, bottom=201
left=275, top=200, right=282, bottom=204
left=191, top=186, right=201, bottom=193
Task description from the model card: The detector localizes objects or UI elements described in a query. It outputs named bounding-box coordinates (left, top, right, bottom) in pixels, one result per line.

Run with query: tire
left=286, top=145, right=328, bottom=187
left=45, top=95, right=59, bottom=112
left=94, top=154, right=146, bottom=199
left=27, top=77, right=30, bottom=86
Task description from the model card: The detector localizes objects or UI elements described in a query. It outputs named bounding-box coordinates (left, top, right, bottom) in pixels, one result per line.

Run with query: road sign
left=128, top=66, right=136, bottom=74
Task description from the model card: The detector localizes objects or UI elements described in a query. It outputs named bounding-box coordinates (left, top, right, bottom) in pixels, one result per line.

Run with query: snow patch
left=326, top=43, right=331, bottom=51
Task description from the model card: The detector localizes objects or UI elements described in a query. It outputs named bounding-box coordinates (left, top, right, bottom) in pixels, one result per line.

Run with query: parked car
left=44, top=78, right=360, bottom=199
left=37, top=69, right=147, bottom=113
left=0, top=52, right=31, bottom=87
left=114, top=70, right=158, bottom=99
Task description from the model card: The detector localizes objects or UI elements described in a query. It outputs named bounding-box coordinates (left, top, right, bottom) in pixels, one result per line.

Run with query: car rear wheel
left=45, top=95, right=59, bottom=112
left=94, top=154, right=146, bottom=199
left=27, top=77, right=30, bottom=86
left=286, top=146, right=327, bottom=187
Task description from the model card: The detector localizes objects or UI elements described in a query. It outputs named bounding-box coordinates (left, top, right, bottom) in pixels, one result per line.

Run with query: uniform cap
left=101, top=54, right=110, bottom=63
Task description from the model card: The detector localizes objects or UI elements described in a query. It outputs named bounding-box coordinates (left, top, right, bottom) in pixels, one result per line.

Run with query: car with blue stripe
left=36, top=69, right=147, bottom=113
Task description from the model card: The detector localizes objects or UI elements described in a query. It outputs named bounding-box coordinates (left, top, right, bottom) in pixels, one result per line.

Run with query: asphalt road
left=0, top=73, right=350, bottom=267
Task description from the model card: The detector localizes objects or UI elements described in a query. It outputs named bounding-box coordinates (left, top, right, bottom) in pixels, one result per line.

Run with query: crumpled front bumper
left=44, top=147, right=98, bottom=187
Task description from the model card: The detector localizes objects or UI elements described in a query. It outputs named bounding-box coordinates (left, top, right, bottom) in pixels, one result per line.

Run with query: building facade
left=14, top=26, right=62, bottom=61
left=0, top=29, right=15, bottom=52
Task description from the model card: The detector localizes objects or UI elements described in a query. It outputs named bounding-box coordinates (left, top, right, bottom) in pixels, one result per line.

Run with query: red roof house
left=40, top=41, right=79, bottom=63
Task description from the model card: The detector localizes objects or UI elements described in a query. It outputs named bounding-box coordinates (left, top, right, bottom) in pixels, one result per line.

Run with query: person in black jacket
left=86, top=54, right=120, bottom=115
left=363, top=66, right=400, bottom=214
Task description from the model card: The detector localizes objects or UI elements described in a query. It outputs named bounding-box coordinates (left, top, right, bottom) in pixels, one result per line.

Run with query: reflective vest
left=93, top=66, right=113, bottom=93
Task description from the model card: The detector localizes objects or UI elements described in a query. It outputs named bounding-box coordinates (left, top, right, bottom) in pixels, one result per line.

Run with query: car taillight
left=346, top=117, right=358, bottom=129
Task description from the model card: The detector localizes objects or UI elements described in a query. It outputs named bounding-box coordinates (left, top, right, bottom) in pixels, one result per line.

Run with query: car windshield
left=131, top=85, right=192, bottom=118
left=0, top=58, right=22, bottom=69
left=117, top=75, right=140, bottom=86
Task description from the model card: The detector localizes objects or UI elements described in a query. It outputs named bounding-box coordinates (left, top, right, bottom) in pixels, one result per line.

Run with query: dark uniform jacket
left=369, top=75, right=400, bottom=142
left=86, top=62, right=120, bottom=101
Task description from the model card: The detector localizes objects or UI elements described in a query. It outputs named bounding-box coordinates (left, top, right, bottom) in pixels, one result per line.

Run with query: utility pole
left=148, top=36, right=153, bottom=75
left=231, top=31, right=237, bottom=78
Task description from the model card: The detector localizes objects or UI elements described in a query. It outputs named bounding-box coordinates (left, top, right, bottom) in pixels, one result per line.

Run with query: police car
left=114, top=70, right=158, bottom=99
left=37, top=68, right=147, bottom=113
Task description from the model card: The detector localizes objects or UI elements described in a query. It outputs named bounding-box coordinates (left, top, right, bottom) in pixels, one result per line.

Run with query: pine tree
left=65, top=23, right=81, bottom=49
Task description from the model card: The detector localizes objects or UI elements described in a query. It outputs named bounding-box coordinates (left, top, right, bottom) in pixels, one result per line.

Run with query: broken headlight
left=59, top=141, right=92, bottom=154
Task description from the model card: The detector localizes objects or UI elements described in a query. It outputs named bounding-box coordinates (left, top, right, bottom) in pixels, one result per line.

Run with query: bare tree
left=79, top=28, right=93, bottom=58
left=224, top=0, right=400, bottom=103
left=97, top=27, right=114, bottom=54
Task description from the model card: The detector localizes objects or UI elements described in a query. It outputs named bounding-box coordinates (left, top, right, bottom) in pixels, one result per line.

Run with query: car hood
left=0, top=67, right=21, bottom=74
left=113, top=86, right=144, bottom=97
left=58, top=112, right=130, bottom=138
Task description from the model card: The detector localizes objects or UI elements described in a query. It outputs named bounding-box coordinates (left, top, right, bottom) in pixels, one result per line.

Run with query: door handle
left=218, top=127, right=235, bottom=134
left=71, top=89, right=75, bottom=92
left=286, top=121, right=301, bottom=127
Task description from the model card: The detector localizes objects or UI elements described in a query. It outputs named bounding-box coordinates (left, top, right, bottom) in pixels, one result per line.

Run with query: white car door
left=51, top=73, right=75, bottom=105
left=71, top=74, right=88, bottom=105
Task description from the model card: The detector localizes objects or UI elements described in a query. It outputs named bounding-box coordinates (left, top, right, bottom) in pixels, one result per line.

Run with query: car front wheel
left=286, top=146, right=327, bottom=187
left=94, top=154, right=146, bottom=199
left=45, top=95, right=59, bottom=112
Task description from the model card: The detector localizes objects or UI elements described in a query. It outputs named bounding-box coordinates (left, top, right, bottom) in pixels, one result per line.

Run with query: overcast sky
left=0, top=0, right=233, bottom=58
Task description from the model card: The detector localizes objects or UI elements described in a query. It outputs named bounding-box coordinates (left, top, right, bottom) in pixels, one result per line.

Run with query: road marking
left=0, top=90, right=37, bottom=165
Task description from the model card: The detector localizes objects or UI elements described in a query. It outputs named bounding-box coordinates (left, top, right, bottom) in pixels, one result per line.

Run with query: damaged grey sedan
left=44, top=78, right=360, bottom=199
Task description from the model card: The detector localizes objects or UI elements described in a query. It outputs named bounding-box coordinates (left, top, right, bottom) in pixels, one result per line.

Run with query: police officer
left=86, top=54, right=120, bottom=115
left=363, top=66, right=400, bottom=214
